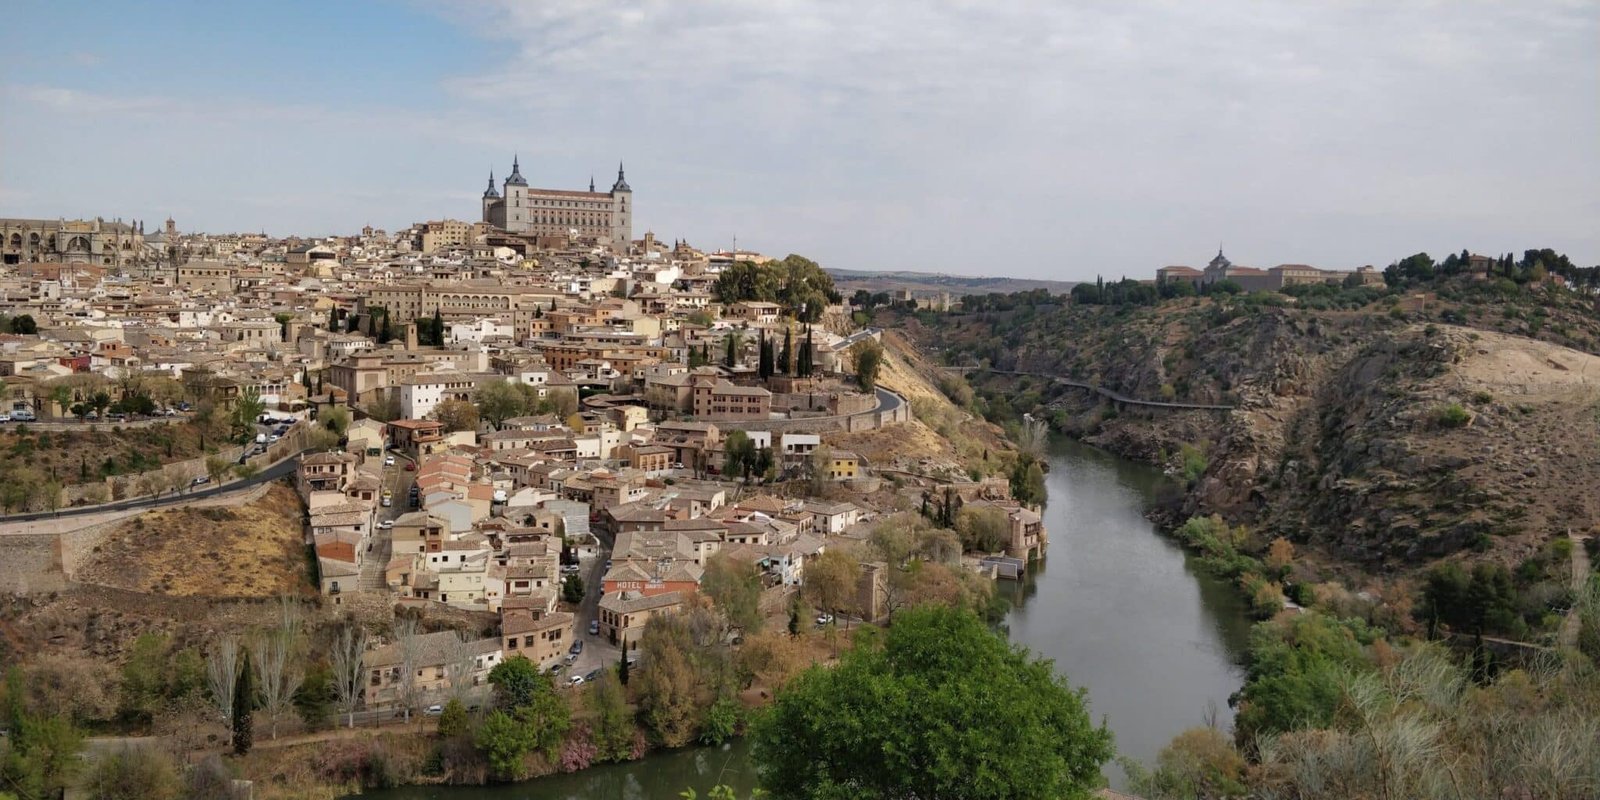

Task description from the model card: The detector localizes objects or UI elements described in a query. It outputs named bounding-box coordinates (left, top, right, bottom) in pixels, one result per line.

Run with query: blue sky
left=2, top=1, right=1597, bottom=279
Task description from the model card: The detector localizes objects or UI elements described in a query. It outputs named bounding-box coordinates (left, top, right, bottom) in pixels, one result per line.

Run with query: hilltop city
left=0, top=161, right=1050, bottom=779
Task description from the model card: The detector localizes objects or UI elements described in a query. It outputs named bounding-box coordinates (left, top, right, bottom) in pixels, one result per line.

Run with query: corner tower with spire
left=479, top=155, right=633, bottom=250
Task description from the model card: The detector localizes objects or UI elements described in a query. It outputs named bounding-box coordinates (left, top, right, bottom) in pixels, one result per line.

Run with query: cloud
left=422, top=1, right=1598, bottom=273
left=2, top=2, right=1596, bottom=275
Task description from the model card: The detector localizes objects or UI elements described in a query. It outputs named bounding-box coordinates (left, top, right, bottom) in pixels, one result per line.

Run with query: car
left=176, top=402, right=192, bottom=412
left=422, top=704, right=443, bottom=716
left=384, top=456, right=396, bottom=466
left=569, top=640, right=584, bottom=656
left=191, top=476, right=210, bottom=487
left=588, top=620, right=599, bottom=636
left=568, top=675, right=584, bottom=687
left=381, top=497, right=392, bottom=507
left=107, top=412, right=127, bottom=422
left=585, top=669, right=601, bottom=682
left=549, top=663, right=565, bottom=674
left=404, top=462, right=415, bottom=472
left=0, top=413, right=10, bottom=423
left=815, top=613, right=835, bottom=626
left=561, top=563, right=580, bottom=574
left=673, top=462, right=684, bottom=469
left=379, top=520, right=394, bottom=530
left=268, top=434, right=281, bottom=443
left=604, top=559, right=612, bottom=570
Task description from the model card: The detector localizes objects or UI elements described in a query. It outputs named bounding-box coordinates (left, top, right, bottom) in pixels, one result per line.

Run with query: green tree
left=618, top=637, right=631, bottom=686
left=487, top=655, right=546, bottom=711
left=585, top=670, right=633, bottom=761
left=204, top=455, right=232, bottom=487
left=724, top=331, right=741, bottom=368
left=321, top=405, right=351, bottom=436
left=1010, top=455, right=1047, bottom=507
left=475, top=708, right=539, bottom=779
left=955, top=505, right=1011, bottom=553
left=231, top=388, right=265, bottom=444
left=118, top=633, right=173, bottom=724
left=562, top=574, right=585, bottom=604
left=853, top=339, right=883, bottom=393
left=293, top=664, right=335, bottom=730
left=752, top=605, right=1112, bottom=800
left=779, top=327, right=793, bottom=374
left=437, top=697, right=469, bottom=738
left=723, top=430, right=755, bottom=479
left=476, top=380, right=528, bottom=429
left=9, top=314, right=38, bottom=335
left=231, top=649, right=254, bottom=755
left=703, top=552, right=764, bottom=634
left=637, top=624, right=702, bottom=747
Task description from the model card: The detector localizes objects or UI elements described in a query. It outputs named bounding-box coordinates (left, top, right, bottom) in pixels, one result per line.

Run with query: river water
left=358, top=437, right=1254, bottom=799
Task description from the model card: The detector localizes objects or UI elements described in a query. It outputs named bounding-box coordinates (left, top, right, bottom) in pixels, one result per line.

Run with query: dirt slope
left=76, top=483, right=314, bottom=597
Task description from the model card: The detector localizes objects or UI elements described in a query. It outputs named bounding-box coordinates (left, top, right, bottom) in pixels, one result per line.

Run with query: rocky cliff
left=905, top=294, right=1600, bottom=580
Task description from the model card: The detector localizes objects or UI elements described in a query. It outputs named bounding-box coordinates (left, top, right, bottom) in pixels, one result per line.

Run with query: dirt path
left=1560, top=533, right=1591, bottom=650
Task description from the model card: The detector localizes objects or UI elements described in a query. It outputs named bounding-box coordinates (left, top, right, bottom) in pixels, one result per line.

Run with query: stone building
left=481, top=157, right=633, bottom=249
left=1, top=217, right=148, bottom=266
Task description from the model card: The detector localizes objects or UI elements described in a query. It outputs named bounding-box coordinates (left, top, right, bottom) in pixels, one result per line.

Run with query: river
left=358, top=437, right=1254, bottom=799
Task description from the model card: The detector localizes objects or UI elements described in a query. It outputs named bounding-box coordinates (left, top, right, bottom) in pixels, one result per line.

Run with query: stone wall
left=0, top=535, right=68, bottom=593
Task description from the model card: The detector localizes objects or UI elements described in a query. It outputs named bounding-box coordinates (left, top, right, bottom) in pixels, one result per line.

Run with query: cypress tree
left=233, top=649, right=255, bottom=755
left=780, top=327, right=793, bottom=374
left=327, top=306, right=337, bottom=331
left=380, top=313, right=392, bottom=344
left=618, top=637, right=631, bottom=686
left=431, top=307, right=444, bottom=346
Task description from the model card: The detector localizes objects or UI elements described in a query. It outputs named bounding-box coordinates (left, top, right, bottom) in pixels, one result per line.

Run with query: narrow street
left=358, top=450, right=413, bottom=593
left=556, top=527, right=618, bottom=686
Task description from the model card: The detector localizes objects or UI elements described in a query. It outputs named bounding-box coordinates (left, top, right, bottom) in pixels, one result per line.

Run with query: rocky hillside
left=901, top=286, right=1600, bottom=583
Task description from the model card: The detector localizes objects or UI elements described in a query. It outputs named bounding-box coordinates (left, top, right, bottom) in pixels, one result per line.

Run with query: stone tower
left=610, top=162, right=632, bottom=250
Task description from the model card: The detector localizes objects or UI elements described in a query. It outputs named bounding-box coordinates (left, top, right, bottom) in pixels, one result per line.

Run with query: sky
left=1, top=1, right=1596, bottom=280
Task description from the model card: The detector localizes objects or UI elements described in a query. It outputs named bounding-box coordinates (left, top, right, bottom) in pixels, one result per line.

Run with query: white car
left=384, top=456, right=396, bottom=466
left=568, top=675, right=585, bottom=687
left=816, top=613, right=835, bottom=626
left=379, top=520, right=394, bottom=530
left=0, top=413, right=10, bottom=423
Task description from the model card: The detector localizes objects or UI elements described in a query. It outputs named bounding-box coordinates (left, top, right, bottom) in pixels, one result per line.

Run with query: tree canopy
left=751, top=605, right=1112, bottom=799
left=713, top=255, right=842, bottom=322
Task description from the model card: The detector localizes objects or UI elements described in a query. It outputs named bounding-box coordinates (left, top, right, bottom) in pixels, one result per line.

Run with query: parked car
left=191, top=476, right=210, bottom=487
left=404, top=462, right=415, bottom=472
left=423, top=704, right=443, bottom=716
left=176, top=402, right=192, bottom=412
left=379, top=520, right=394, bottom=530
left=0, top=413, right=10, bottom=423
left=568, top=675, right=585, bottom=687
left=268, top=434, right=281, bottom=443
left=381, top=497, right=392, bottom=508
left=815, top=613, right=835, bottom=626
left=584, top=669, right=601, bottom=683
left=588, top=620, right=599, bottom=636
left=569, top=640, right=584, bottom=656
left=384, top=455, right=396, bottom=466
left=549, top=663, right=565, bottom=674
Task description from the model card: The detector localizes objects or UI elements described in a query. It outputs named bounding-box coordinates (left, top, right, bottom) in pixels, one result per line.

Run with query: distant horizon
left=2, top=1, right=1595, bottom=278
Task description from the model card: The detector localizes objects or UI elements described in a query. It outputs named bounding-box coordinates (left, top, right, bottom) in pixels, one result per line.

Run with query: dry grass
left=77, top=483, right=314, bottom=598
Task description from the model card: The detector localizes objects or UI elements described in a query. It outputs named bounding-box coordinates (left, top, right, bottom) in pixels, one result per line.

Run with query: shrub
left=1434, top=403, right=1471, bottom=428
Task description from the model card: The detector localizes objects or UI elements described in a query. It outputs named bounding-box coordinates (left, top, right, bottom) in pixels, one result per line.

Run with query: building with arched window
left=0, top=217, right=149, bottom=267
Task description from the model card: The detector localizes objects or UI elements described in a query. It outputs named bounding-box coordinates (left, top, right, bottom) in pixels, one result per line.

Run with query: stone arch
left=28, top=232, right=41, bottom=247
left=7, top=233, right=18, bottom=248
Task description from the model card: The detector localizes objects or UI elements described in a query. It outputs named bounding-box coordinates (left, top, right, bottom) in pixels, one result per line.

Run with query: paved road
left=0, top=449, right=308, bottom=525
left=554, top=530, right=619, bottom=687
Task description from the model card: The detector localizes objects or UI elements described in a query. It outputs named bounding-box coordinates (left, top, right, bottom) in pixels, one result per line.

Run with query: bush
left=1434, top=403, right=1471, bottom=428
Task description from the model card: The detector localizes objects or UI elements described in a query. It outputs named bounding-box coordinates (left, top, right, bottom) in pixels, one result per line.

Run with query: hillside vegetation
left=901, top=260, right=1600, bottom=639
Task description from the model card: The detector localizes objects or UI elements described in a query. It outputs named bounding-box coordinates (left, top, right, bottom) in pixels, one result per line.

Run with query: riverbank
left=336, top=437, right=1255, bottom=800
